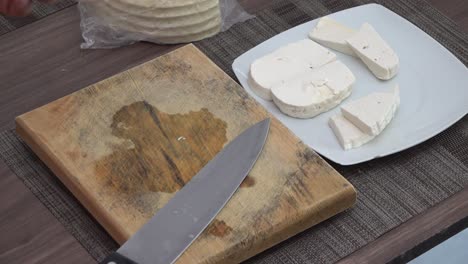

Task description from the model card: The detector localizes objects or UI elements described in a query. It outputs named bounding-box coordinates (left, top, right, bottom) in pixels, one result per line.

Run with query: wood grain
left=0, top=161, right=95, bottom=264
left=15, top=44, right=356, bottom=263
left=0, top=1, right=467, bottom=264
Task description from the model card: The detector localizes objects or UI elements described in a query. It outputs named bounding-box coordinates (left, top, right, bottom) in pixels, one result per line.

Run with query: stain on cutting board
left=93, top=100, right=251, bottom=236
left=207, top=219, right=233, bottom=238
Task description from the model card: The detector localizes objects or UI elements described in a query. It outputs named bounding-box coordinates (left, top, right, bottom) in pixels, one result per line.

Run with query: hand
left=0, top=0, right=55, bottom=17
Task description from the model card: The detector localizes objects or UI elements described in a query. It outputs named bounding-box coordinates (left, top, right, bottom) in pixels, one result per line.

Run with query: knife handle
left=100, top=252, right=138, bottom=264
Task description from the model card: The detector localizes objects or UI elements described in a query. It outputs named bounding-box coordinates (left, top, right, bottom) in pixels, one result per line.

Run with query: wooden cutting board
left=16, top=44, right=356, bottom=264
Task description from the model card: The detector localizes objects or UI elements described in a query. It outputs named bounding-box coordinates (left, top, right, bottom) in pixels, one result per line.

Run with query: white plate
left=232, top=3, right=468, bottom=165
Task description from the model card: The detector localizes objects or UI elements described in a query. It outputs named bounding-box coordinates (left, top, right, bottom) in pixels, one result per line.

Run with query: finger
left=6, top=0, right=32, bottom=17
left=0, top=0, right=10, bottom=15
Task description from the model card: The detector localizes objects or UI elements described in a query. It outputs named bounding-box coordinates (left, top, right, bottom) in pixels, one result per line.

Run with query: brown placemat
left=1, top=0, right=468, bottom=263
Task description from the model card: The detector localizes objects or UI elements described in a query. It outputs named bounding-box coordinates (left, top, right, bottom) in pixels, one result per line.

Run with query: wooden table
left=0, top=1, right=467, bottom=263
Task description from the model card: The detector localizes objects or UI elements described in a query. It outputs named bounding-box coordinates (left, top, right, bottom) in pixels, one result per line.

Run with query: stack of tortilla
left=88, top=0, right=222, bottom=44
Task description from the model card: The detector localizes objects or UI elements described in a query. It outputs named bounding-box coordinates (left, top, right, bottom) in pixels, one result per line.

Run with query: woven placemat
left=1, top=0, right=467, bottom=263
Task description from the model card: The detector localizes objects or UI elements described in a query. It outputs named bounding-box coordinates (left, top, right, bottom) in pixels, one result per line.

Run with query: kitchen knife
left=100, top=118, right=270, bottom=264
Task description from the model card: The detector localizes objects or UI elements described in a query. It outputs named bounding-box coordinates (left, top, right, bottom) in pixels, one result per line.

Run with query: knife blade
left=100, top=118, right=270, bottom=264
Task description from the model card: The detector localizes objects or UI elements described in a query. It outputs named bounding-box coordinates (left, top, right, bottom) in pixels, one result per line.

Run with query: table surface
left=0, top=1, right=467, bottom=263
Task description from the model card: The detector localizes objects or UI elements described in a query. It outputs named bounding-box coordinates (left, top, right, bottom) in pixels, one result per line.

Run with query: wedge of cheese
left=309, top=16, right=357, bottom=56
left=346, top=23, right=399, bottom=80
left=341, top=85, right=400, bottom=136
left=329, top=114, right=374, bottom=150
left=330, top=85, right=399, bottom=150
left=271, top=60, right=355, bottom=118
left=249, top=39, right=337, bottom=100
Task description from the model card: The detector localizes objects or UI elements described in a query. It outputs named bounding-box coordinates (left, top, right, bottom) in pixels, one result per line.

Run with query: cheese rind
left=329, top=114, right=374, bottom=150
left=249, top=39, right=337, bottom=100
left=346, top=23, right=399, bottom=80
left=309, top=16, right=357, bottom=56
left=341, top=85, right=400, bottom=136
left=271, top=60, right=355, bottom=118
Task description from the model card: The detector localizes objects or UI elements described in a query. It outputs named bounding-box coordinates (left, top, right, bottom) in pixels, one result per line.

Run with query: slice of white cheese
left=329, top=114, right=375, bottom=150
left=346, top=23, right=399, bottom=80
left=341, top=85, right=400, bottom=136
left=309, top=16, right=357, bottom=56
left=249, top=39, right=337, bottom=100
left=271, top=60, right=355, bottom=118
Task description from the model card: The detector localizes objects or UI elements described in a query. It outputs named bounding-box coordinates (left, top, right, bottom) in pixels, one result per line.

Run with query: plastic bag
left=78, top=0, right=254, bottom=49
